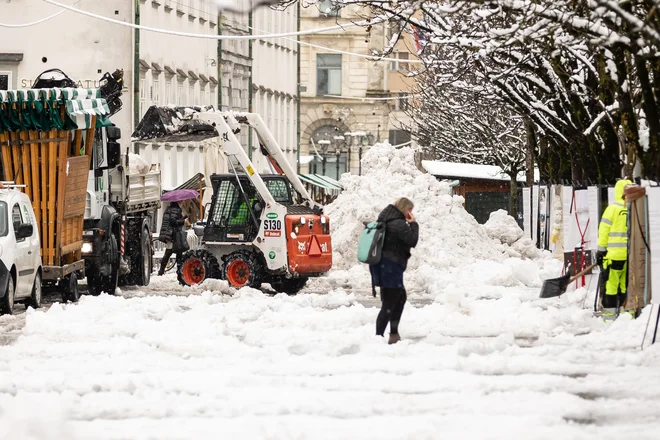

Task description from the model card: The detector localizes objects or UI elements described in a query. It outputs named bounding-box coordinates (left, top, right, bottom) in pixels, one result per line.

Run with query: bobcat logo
left=298, top=241, right=306, bottom=252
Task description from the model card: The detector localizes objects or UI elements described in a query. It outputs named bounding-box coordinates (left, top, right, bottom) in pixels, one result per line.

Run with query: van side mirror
left=16, top=223, right=33, bottom=239
left=106, top=126, right=121, bottom=140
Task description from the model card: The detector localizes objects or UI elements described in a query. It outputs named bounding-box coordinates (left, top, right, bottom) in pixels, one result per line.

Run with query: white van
left=0, top=184, right=43, bottom=315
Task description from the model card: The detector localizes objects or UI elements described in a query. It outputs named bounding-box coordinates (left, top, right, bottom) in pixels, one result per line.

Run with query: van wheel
left=222, top=250, right=263, bottom=289
left=1, top=276, right=15, bottom=315
left=29, top=272, right=42, bottom=308
left=61, top=273, right=79, bottom=303
left=177, top=250, right=221, bottom=286
left=271, top=277, right=308, bottom=295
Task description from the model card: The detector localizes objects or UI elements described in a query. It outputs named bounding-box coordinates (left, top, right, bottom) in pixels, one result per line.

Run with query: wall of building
left=0, top=0, right=133, bottom=139
left=299, top=3, right=390, bottom=176
left=139, top=0, right=220, bottom=121
left=251, top=6, right=299, bottom=173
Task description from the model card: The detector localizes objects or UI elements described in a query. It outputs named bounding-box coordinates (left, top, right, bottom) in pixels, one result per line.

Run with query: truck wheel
left=177, top=250, right=221, bottom=286
left=29, top=272, right=42, bottom=309
left=61, top=273, right=79, bottom=303
left=1, top=276, right=15, bottom=315
left=134, top=227, right=152, bottom=286
left=88, top=236, right=119, bottom=296
left=271, top=277, right=308, bottom=295
left=222, top=250, right=263, bottom=289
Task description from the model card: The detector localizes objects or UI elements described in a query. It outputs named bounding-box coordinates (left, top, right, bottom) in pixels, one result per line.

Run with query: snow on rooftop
left=421, top=160, right=540, bottom=183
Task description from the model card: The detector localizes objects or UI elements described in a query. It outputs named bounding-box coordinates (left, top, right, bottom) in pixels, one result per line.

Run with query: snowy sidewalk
left=1, top=284, right=660, bottom=440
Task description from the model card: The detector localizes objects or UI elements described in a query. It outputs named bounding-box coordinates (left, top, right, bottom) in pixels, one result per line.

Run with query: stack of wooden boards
left=0, top=88, right=111, bottom=270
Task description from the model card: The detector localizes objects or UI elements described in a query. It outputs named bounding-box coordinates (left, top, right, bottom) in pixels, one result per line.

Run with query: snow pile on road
left=484, top=209, right=543, bottom=260
left=326, top=144, right=507, bottom=271
left=319, top=144, right=557, bottom=296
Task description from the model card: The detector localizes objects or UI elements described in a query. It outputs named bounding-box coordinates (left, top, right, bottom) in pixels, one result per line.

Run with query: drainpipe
left=218, top=14, right=222, bottom=110
left=296, top=2, right=301, bottom=174
left=133, top=0, right=140, bottom=153
left=248, top=11, right=253, bottom=160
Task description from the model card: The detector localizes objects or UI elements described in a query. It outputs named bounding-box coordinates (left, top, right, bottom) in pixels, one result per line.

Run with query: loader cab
left=203, top=174, right=293, bottom=243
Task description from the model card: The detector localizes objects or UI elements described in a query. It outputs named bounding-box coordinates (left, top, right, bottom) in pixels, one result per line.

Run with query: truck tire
left=88, top=235, right=119, bottom=296
left=122, top=226, right=152, bottom=287
left=177, top=250, right=221, bottom=286
left=29, top=272, right=42, bottom=309
left=1, top=276, right=15, bottom=315
left=222, top=250, right=263, bottom=289
left=61, top=273, right=80, bottom=303
left=271, top=277, right=308, bottom=295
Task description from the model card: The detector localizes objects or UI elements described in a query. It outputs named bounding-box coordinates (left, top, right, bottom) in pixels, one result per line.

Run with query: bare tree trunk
left=509, top=171, right=519, bottom=220
left=525, top=118, right=536, bottom=185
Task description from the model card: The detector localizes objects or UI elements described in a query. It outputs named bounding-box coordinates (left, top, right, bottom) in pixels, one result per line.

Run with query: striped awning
left=0, top=87, right=111, bottom=133
left=298, top=173, right=342, bottom=192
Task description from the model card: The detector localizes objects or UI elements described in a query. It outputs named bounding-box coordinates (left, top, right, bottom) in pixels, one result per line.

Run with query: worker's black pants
left=159, top=248, right=180, bottom=274
left=376, top=288, right=407, bottom=336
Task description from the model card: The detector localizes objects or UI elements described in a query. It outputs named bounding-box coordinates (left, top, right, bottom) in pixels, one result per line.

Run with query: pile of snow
left=484, top=210, right=543, bottom=260
left=317, top=144, right=554, bottom=297
left=327, top=144, right=507, bottom=270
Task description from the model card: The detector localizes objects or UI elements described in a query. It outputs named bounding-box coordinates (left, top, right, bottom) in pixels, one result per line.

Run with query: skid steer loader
left=139, top=110, right=333, bottom=293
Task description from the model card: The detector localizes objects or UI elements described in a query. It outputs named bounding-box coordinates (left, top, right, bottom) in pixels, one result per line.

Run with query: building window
left=139, top=76, right=147, bottom=117
left=389, top=129, right=411, bottom=146
left=390, top=52, right=410, bottom=71
left=317, top=54, right=342, bottom=96
left=318, top=0, right=339, bottom=17
left=391, top=92, right=410, bottom=112
left=166, top=79, right=173, bottom=105
left=151, top=79, right=160, bottom=107
left=0, top=72, right=11, bottom=90
left=177, top=82, right=184, bottom=106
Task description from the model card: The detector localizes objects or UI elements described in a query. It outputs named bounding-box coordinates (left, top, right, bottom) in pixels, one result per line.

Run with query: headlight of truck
left=81, top=242, right=93, bottom=254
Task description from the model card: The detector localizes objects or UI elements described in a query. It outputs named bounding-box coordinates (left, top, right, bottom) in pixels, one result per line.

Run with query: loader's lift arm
left=193, top=112, right=323, bottom=213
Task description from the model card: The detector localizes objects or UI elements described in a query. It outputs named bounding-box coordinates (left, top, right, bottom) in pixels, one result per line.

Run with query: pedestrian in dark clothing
left=370, top=197, right=419, bottom=344
left=158, top=201, right=190, bottom=275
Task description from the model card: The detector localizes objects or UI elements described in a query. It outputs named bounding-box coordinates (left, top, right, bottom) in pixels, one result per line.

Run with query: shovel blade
left=540, top=273, right=571, bottom=298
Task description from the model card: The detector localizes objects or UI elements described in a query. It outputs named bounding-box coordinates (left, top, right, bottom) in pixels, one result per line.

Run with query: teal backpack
left=357, top=221, right=386, bottom=265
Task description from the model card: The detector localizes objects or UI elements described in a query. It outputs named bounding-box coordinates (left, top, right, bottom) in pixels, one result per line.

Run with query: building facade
left=0, top=0, right=298, bottom=170
left=297, top=2, right=420, bottom=178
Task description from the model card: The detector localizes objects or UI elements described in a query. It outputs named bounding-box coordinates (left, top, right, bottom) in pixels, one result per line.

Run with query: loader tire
left=222, top=250, right=263, bottom=289
left=177, top=250, right=221, bottom=287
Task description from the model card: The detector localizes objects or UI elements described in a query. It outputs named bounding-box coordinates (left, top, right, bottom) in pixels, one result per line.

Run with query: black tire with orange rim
left=176, top=250, right=221, bottom=286
left=222, top=250, right=263, bottom=289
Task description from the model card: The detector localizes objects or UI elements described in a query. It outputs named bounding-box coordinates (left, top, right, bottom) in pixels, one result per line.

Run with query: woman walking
left=157, top=201, right=190, bottom=275
left=370, top=197, right=419, bottom=344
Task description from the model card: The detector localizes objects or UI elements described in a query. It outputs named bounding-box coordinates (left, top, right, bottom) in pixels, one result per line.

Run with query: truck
left=133, top=110, right=333, bottom=293
left=0, top=69, right=161, bottom=299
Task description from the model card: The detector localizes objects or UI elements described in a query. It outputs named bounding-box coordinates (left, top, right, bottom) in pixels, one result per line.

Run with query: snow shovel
left=540, top=263, right=598, bottom=298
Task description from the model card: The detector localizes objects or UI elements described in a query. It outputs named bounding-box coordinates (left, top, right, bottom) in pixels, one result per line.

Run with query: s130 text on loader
left=136, top=110, right=333, bottom=294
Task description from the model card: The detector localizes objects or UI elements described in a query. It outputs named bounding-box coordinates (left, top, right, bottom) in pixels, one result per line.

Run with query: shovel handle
left=568, top=262, right=599, bottom=284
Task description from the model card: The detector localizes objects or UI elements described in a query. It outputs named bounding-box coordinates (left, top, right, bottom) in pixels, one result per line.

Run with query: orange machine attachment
left=285, top=214, right=332, bottom=275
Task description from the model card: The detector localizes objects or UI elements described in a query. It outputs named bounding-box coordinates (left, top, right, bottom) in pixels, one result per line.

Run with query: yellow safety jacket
left=597, top=179, right=632, bottom=261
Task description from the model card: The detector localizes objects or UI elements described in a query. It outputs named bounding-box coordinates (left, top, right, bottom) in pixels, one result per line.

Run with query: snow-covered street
left=2, top=144, right=660, bottom=439
left=1, top=277, right=660, bottom=440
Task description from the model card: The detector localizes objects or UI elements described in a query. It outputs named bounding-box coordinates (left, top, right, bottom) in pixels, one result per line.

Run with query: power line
left=0, top=0, right=81, bottom=28
left=322, top=94, right=416, bottom=101
left=42, top=0, right=377, bottom=40
left=220, top=15, right=424, bottom=64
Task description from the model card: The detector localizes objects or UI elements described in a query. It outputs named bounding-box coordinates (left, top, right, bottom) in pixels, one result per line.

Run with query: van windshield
left=0, top=202, right=7, bottom=237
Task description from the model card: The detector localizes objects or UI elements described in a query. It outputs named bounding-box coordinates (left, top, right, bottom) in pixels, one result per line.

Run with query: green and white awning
left=0, top=87, right=112, bottom=133
left=298, top=173, right=342, bottom=192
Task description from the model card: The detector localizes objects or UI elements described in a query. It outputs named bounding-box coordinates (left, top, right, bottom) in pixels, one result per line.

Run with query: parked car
left=0, top=184, right=43, bottom=315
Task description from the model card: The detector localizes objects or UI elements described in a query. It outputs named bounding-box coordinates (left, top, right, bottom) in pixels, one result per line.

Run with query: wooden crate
left=0, top=121, right=94, bottom=267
